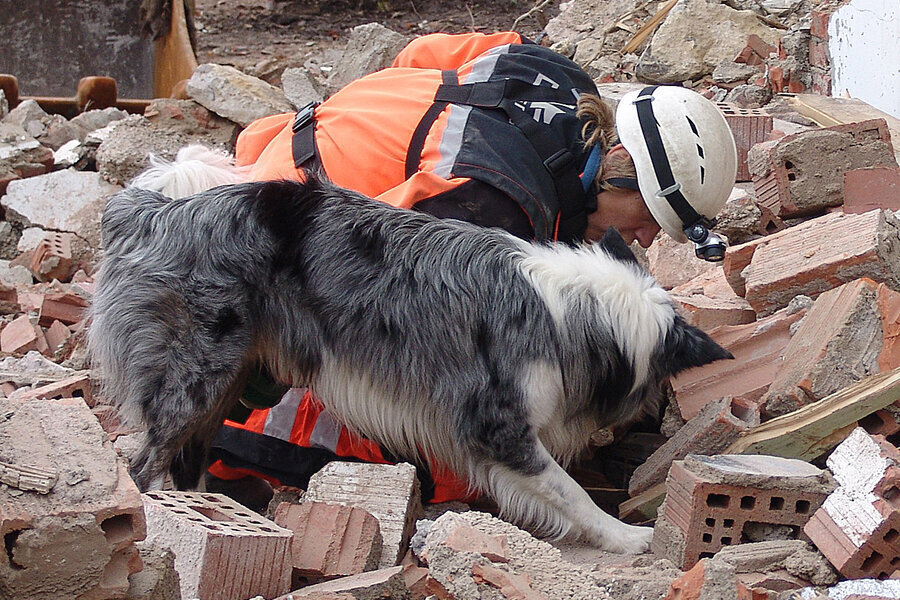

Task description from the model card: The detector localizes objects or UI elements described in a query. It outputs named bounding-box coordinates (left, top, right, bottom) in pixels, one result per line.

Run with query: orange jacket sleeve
left=390, top=31, right=525, bottom=70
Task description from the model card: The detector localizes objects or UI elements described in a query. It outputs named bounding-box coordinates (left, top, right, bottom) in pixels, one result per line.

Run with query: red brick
left=760, top=279, right=900, bottom=418
left=0, top=314, right=49, bottom=356
left=91, top=404, right=139, bottom=440
left=669, top=268, right=756, bottom=331
left=443, top=521, right=510, bottom=563
left=38, top=292, right=88, bottom=327
left=272, top=566, right=409, bottom=600
left=804, top=428, right=900, bottom=579
left=273, top=501, right=382, bottom=584
left=810, top=9, right=832, bottom=40
left=671, top=305, right=807, bottom=421
left=844, top=166, right=900, bottom=214
left=143, top=491, right=293, bottom=600
left=652, top=455, right=834, bottom=570
left=28, top=232, right=73, bottom=283
left=735, top=34, right=776, bottom=66
left=717, top=104, right=773, bottom=182
left=471, top=562, right=548, bottom=600
left=43, top=319, right=71, bottom=355
left=808, top=37, right=830, bottom=70
left=647, top=234, right=717, bottom=290
left=734, top=210, right=900, bottom=317
left=9, top=373, right=94, bottom=406
left=629, top=396, right=760, bottom=497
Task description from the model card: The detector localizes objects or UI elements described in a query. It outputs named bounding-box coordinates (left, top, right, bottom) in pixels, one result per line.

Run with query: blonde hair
left=576, top=94, right=638, bottom=193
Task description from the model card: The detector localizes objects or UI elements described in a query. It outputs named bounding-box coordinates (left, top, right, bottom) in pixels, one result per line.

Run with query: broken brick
left=844, top=166, right=900, bottom=214
left=629, top=396, right=760, bottom=497
left=734, top=34, right=776, bottom=67
left=142, top=490, right=293, bottom=600
left=8, top=372, right=93, bottom=406
left=760, top=279, right=900, bottom=418
left=672, top=304, right=808, bottom=421
left=28, top=232, right=73, bottom=283
left=652, top=454, right=834, bottom=570
left=273, top=566, right=409, bottom=600
left=669, top=268, right=756, bottom=331
left=43, top=319, right=71, bottom=355
left=725, top=210, right=900, bottom=317
left=471, top=562, right=548, bottom=600
left=0, top=398, right=146, bottom=600
left=717, top=103, right=773, bottom=182
left=0, top=313, right=49, bottom=356
left=273, top=501, right=382, bottom=585
left=38, top=292, right=89, bottom=327
left=748, top=119, right=897, bottom=218
left=304, top=462, right=423, bottom=570
left=804, top=428, right=900, bottom=579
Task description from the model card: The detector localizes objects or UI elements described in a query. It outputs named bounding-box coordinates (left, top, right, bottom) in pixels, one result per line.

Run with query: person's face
left=584, top=188, right=661, bottom=248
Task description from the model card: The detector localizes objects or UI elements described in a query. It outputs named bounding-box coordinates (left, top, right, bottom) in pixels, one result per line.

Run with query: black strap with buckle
left=291, top=101, right=320, bottom=168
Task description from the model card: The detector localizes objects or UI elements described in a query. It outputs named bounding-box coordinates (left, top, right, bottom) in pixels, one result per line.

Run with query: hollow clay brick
left=629, top=396, right=760, bottom=497
left=652, top=454, right=834, bottom=570
left=844, top=166, right=900, bottom=214
left=142, top=490, right=293, bottom=600
left=28, top=232, right=73, bottom=283
left=749, top=119, right=896, bottom=218
left=804, top=428, right=900, bottom=579
left=0, top=398, right=145, bottom=600
left=760, top=279, right=900, bottom=419
left=273, top=501, right=382, bottom=584
left=729, top=209, right=900, bottom=317
left=716, top=103, right=773, bottom=182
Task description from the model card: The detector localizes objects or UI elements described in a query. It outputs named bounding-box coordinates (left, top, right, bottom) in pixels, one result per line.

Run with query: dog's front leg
left=483, top=446, right=653, bottom=553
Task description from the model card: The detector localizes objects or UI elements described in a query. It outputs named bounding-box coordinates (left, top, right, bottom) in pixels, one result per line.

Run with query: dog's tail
left=130, top=144, right=250, bottom=199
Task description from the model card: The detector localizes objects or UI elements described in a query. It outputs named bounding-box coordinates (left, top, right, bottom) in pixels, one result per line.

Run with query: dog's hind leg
left=477, top=443, right=653, bottom=553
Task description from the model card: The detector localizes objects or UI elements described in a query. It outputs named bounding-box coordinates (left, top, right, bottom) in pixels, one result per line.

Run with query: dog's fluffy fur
left=88, top=168, right=730, bottom=553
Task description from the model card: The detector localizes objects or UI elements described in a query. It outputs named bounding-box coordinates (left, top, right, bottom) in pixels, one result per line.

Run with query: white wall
left=829, top=0, right=900, bottom=118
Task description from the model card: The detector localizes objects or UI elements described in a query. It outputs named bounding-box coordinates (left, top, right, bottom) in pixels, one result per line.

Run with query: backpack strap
left=405, top=70, right=458, bottom=179
left=291, top=101, right=320, bottom=168
left=431, top=78, right=590, bottom=242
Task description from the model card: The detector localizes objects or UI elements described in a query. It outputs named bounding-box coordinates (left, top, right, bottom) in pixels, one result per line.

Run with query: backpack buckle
left=292, top=102, right=319, bottom=133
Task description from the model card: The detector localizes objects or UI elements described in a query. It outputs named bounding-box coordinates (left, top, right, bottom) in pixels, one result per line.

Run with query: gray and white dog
left=88, top=175, right=730, bottom=553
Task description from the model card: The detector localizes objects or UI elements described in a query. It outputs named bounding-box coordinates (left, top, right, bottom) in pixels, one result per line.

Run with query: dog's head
left=597, top=226, right=733, bottom=379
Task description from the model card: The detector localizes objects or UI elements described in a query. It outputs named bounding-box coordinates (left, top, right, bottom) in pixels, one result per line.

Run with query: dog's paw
left=596, top=522, right=654, bottom=554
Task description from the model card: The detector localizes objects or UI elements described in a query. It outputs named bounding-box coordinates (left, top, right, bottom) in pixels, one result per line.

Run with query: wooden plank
left=726, top=367, right=900, bottom=459
left=621, top=0, right=679, bottom=54
left=617, top=367, right=900, bottom=521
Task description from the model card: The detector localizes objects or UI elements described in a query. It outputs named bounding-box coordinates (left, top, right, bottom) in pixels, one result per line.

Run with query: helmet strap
left=632, top=86, right=707, bottom=233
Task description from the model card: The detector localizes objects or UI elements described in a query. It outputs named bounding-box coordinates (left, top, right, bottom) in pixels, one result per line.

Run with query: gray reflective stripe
left=434, top=104, right=471, bottom=178
left=262, top=387, right=305, bottom=441
left=309, top=409, right=343, bottom=452
left=464, top=44, right=509, bottom=84
left=433, top=44, right=510, bottom=177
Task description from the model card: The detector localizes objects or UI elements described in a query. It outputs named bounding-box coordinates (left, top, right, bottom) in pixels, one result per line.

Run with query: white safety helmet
left=615, top=86, right=737, bottom=256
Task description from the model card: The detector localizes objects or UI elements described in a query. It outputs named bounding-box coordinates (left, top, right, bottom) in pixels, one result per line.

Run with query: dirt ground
left=193, top=0, right=560, bottom=83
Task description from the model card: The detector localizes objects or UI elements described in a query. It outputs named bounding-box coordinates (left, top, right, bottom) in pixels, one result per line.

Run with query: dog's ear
left=598, top=228, right=640, bottom=267
left=663, top=315, right=733, bottom=376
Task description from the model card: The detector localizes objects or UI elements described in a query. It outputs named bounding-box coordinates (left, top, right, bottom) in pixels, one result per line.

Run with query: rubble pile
left=2, top=1, right=900, bottom=598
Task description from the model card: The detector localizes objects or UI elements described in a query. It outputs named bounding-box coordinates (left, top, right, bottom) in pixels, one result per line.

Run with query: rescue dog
left=88, top=172, right=731, bottom=553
